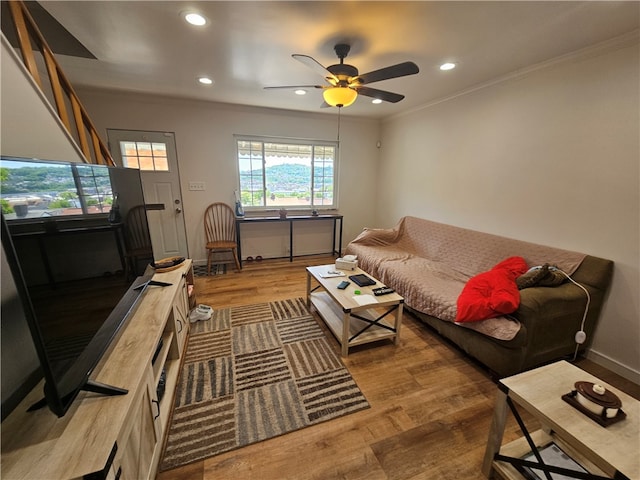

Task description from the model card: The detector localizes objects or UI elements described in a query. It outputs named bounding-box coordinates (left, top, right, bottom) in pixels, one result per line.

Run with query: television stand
left=26, top=380, right=128, bottom=413
left=1, top=260, right=195, bottom=480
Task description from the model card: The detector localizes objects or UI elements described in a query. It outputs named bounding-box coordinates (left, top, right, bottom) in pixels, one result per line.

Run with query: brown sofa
left=345, top=216, right=613, bottom=378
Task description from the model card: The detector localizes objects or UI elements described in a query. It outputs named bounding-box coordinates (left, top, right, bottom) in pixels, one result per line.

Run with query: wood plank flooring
left=157, top=255, right=639, bottom=480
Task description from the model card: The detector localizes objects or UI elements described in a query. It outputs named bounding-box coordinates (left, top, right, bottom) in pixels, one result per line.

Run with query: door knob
left=176, top=207, right=182, bottom=214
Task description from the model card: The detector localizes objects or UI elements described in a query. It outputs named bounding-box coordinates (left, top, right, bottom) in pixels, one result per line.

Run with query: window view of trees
left=0, top=160, right=113, bottom=219
left=237, top=140, right=336, bottom=209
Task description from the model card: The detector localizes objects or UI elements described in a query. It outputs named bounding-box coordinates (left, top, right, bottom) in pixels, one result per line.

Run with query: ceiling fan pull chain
left=337, top=107, right=341, bottom=142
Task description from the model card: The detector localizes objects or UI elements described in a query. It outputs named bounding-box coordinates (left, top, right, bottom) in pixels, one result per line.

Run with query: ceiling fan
left=265, top=44, right=419, bottom=108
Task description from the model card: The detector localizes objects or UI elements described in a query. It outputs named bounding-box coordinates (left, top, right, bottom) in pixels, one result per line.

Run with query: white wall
left=378, top=39, right=639, bottom=381
left=0, top=35, right=84, bottom=162
left=75, top=90, right=380, bottom=264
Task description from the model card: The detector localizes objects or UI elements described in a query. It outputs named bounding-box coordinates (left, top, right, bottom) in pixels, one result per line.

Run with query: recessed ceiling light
left=198, top=76, right=214, bottom=85
left=294, top=89, right=306, bottom=95
left=440, top=62, right=456, bottom=71
left=184, top=12, right=207, bottom=26
left=371, top=98, right=383, bottom=104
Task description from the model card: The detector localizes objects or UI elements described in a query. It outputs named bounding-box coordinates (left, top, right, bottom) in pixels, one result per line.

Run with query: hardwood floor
left=157, top=255, right=639, bottom=480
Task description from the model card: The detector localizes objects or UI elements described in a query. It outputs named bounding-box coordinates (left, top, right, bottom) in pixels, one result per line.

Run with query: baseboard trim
left=586, top=349, right=640, bottom=384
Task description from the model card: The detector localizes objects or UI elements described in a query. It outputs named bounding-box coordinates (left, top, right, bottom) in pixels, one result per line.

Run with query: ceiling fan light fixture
left=323, top=87, right=357, bottom=107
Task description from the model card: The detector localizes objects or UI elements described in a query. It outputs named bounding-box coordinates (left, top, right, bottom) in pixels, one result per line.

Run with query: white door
left=107, top=129, right=188, bottom=260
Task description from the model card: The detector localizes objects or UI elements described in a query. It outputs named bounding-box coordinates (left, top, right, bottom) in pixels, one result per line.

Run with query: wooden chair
left=204, top=202, right=241, bottom=274
left=123, top=204, right=154, bottom=278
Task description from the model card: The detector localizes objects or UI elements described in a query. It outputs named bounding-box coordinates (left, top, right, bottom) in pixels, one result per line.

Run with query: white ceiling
left=39, top=1, right=639, bottom=119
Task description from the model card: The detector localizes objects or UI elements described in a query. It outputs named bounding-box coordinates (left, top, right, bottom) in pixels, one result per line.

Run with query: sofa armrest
left=569, top=255, right=614, bottom=290
left=516, top=279, right=607, bottom=368
left=349, top=226, right=401, bottom=247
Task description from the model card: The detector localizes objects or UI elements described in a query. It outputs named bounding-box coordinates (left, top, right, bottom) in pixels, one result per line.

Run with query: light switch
left=189, top=181, right=206, bottom=191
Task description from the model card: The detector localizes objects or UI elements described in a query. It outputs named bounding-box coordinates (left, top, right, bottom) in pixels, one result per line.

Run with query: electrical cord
left=548, top=266, right=591, bottom=361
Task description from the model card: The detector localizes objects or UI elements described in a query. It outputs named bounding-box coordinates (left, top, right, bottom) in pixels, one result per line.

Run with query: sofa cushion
left=456, top=256, right=528, bottom=323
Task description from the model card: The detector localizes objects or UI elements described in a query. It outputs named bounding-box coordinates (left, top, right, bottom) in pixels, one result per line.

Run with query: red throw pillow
left=456, top=256, right=528, bottom=323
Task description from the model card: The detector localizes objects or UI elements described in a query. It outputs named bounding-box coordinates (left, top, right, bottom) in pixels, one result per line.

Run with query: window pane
left=153, top=157, right=169, bottom=171
left=139, top=157, right=155, bottom=171
left=136, top=142, right=152, bottom=157
left=123, top=156, right=139, bottom=169
left=312, top=145, right=334, bottom=205
left=76, top=165, right=111, bottom=213
left=151, top=143, right=169, bottom=171
left=264, top=144, right=311, bottom=207
left=238, top=141, right=264, bottom=206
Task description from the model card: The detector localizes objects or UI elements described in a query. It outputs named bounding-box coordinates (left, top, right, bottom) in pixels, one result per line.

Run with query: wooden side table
left=482, top=361, right=639, bottom=480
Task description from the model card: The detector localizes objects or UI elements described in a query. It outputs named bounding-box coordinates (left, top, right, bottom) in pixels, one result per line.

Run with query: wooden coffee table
left=306, top=265, right=404, bottom=356
left=482, top=360, right=639, bottom=480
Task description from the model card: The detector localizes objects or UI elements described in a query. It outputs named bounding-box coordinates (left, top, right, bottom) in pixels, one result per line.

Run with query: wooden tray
left=562, top=392, right=627, bottom=427
left=152, top=256, right=185, bottom=273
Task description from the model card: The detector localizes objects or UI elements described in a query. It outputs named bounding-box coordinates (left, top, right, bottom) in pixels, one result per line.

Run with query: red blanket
left=456, top=256, right=528, bottom=323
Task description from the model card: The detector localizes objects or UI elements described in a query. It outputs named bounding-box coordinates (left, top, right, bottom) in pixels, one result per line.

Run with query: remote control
left=373, top=286, right=395, bottom=296
left=337, top=280, right=350, bottom=290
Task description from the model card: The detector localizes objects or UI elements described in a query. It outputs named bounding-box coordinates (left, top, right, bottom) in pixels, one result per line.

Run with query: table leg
left=289, top=219, right=293, bottom=262
left=341, top=311, right=350, bottom=357
left=338, top=217, right=343, bottom=256
left=332, top=218, right=337, bottom=256
left=306, top=271, right=311, bottom=308
left=394, top=303, right=404, bottom=345
left=113, top=227, right=126, bottom=273
left=236, top=219, right=243, bottom=267
left=482, top=389, right=509, bottom=478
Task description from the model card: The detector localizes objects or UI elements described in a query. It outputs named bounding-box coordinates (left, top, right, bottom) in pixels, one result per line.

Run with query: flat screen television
left=1, top=156, right=157, bottom=417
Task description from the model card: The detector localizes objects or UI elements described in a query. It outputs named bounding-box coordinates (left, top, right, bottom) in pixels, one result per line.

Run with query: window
left=0, top=159, right=113, bottom=219
left=118, top=141, right=169, bottom=171
left=236, top=137, right=337, bottom=209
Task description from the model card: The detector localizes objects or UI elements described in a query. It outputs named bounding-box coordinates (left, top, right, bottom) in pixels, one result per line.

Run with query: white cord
left=549, top=266, right=591, bottom=361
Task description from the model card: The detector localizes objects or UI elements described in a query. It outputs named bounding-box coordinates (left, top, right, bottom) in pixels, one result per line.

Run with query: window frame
left=234, top=135, right=339, bottom=211
left=118, top=140, right=170, bottom=172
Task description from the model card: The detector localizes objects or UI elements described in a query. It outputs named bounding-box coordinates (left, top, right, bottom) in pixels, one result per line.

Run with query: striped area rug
left=159, top=298, right=369, bottom=471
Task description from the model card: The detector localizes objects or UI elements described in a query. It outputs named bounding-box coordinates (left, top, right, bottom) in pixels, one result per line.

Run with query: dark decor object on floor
left=193, top=264, right=226, bottom=277
left=160, top=298, right=369, bottom=471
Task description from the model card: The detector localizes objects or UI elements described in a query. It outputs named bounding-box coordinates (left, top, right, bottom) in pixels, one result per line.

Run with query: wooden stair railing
left=4, top=0, right=115, bottom=166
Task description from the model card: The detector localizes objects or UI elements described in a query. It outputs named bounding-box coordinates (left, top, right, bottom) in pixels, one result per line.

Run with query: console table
left=235, top=214, right=343, bottom=266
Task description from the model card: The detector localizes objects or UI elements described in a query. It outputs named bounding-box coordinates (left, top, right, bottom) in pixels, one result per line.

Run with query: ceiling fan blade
left=292, top=54, right=338, bottom=84
left=355, top=86, right=405, bottom=103
left=264, top=85, right=324, bottom=90
left=353, top=61, right=419, bottom=85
